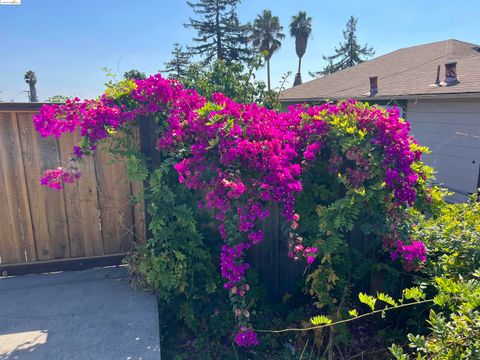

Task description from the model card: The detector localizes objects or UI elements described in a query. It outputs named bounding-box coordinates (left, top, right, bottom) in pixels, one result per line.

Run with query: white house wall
left=406, top=99, right=480, bottom=202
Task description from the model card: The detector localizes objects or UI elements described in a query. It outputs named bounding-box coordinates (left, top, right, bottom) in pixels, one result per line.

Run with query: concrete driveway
left=0, top=267, right=160, bottom=360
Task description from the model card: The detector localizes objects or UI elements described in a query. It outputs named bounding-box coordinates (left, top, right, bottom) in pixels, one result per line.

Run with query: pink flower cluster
left=221, top=243, right=250, bottom=289
left=34, top=74, right=430, bottom=346
left=34, top=97, right=134, bottom=160
left=40, top=166, right=81, bottom=190
left=390, top=240, right=427, bottom=271
left=288, top=214, right=318, bottom=264
left=357, top=106, right=421, bottom=204
left=234, top=326, right=259, bottom=347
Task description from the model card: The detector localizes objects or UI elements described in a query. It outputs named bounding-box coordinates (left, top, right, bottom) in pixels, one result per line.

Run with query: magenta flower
left=234, top=327, right=259, bottom=347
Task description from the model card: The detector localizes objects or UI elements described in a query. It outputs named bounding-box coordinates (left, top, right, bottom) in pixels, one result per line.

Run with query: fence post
left=138, top=116, right=162, bottom=241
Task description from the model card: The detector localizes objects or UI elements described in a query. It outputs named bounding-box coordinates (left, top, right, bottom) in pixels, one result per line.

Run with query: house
left=279, top=39, right=480, bottom=202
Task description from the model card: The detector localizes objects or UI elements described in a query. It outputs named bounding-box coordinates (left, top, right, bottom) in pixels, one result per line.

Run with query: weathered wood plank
left=0, top=112, right=36, bottom=264
left=17, top=112, right=71, bottom=261
left=58, top=131, right=104, bottom=257
left=0, top=107, right=145, bottom=267
left=94, top=144, right=135, bottom=254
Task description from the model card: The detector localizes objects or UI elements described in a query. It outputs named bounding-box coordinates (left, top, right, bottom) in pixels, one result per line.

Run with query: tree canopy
left=289, top=11, right=312, bottom=86
left=252, top=10, right=285, bottom=91
left=124, top=69, right=147, bottom=80
left=162, top=43, right=192, bottom=80
left=24, top=70, right=38, bottom=102
left=312, top=16, right=374, bottom=77
left=185, top=0, right=252, bottom=65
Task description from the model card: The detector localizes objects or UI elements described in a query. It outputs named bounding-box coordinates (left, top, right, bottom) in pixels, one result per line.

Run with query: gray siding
left=407, top=99, right=480, bottom=202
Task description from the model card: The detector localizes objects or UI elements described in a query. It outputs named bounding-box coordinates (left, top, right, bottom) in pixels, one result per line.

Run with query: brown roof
left=279, top=39, right=480, bottom=102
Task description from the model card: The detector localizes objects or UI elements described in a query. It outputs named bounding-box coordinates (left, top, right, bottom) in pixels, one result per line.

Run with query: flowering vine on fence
left=33, top=74, right=433, bottom=347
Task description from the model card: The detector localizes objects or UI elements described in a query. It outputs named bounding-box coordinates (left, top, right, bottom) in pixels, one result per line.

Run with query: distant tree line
left=161, top=1, right=375, bottom=90
left=21, top=1, right=375, bottom=102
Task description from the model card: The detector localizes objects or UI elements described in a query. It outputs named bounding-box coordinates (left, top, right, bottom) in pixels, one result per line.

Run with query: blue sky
left=0, top=0, right=478, bottom=101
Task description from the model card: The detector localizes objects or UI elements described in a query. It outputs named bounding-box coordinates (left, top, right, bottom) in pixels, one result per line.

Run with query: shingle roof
left=279, top=39, right=480, bottom=102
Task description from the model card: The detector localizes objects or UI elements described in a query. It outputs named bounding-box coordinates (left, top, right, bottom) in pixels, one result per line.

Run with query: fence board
left=0, top=112, right=36, bottom=264
left=94, top=146, right=135, bottom=254
left=58, top=131, right=104, bottom=258
left=16, top=113, right=71, bottom=261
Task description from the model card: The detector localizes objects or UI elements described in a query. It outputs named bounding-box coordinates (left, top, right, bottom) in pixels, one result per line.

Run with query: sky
left=0, top=0, right=478, bottom=102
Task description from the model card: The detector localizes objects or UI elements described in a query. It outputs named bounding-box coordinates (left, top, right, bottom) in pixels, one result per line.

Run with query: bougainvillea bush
left=33, top=74, right=443, bottom=353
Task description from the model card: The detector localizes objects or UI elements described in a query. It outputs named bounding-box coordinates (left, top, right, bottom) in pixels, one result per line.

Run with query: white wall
left=407, top=99, right=480, bottom=202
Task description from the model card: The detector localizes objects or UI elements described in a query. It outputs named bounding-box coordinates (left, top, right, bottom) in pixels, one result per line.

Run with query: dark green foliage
left=185, top=0, right=252, bottom=65
left=162, top=43, right=192, bottom=80
left=391, top=274, right=480, bottom=359
left=416, top=197, right=480, bottom=279
left=310, top=16, right=374, bottom=77
left=137, top=161, right=217, bottom=301
left=391, top=198, right=480, bottom=359
left=126, top=158, right=236, bottom=358
left=182, top=59, right=267, bottom=105
left=123, top=69, right=147, bottom=80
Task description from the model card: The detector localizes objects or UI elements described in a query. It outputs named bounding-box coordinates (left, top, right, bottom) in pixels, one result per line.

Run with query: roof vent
left=444, top=61, right=459, bottom=86
left=369, top=76, right=378, bottom=96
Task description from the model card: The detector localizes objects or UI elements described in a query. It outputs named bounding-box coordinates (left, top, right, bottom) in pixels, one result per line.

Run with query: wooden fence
left=0, top=104, right=299, bottom=297
left=0, top=104, right=145, bottom=272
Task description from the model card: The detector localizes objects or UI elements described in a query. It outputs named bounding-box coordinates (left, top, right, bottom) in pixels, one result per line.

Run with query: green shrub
left=391, top=197, right=480, bottom=359
left=390, top=272, right=480, bottom=359
left=415, top=196, right=480, bottom=279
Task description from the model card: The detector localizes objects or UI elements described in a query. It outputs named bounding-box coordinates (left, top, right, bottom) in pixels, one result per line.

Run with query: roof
left=279, top=39, right=480, bottom=102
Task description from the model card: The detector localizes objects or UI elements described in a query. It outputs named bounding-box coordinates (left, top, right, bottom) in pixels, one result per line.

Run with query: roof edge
left=279, top=92, right=480, bottom=103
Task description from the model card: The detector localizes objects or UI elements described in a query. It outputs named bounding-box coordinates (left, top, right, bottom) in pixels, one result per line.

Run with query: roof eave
left=278, top=92, right=480, bottom=103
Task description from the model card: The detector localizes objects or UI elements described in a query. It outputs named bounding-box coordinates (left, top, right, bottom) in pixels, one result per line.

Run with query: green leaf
left=206, top=136, right=219, bottom=149
left=472, top=269, right=480, bottom=278
left=389, top=344, right=409, bottom=360
left=403, top=287, right=426, bottom=302
left=433, top=293, right=448, bottom=307
left=359, top=292, right=376, bottom=311
left=348, top=309, right=358, bottom=317
left=377, top=292, right=398, bottom=306
left=310, top=315, right=332, bottom=325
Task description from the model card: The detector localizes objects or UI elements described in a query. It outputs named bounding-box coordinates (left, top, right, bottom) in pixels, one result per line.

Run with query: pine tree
left=289, top=11, right=312, bottom=86
left=313, top=16, right=374, bottom=77
left=163, top=43, right=192, bottom=79
left=185, top=0, right=251, bottom=65
left=252, top=10, right=285, bottom=91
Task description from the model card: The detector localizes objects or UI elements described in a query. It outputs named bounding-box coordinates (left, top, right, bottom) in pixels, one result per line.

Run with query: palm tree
left=290, top=11, right=312, bottom=86
left=252, top=10, right=285, bottom=91
left=24, top=70, right=38, bottom=102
